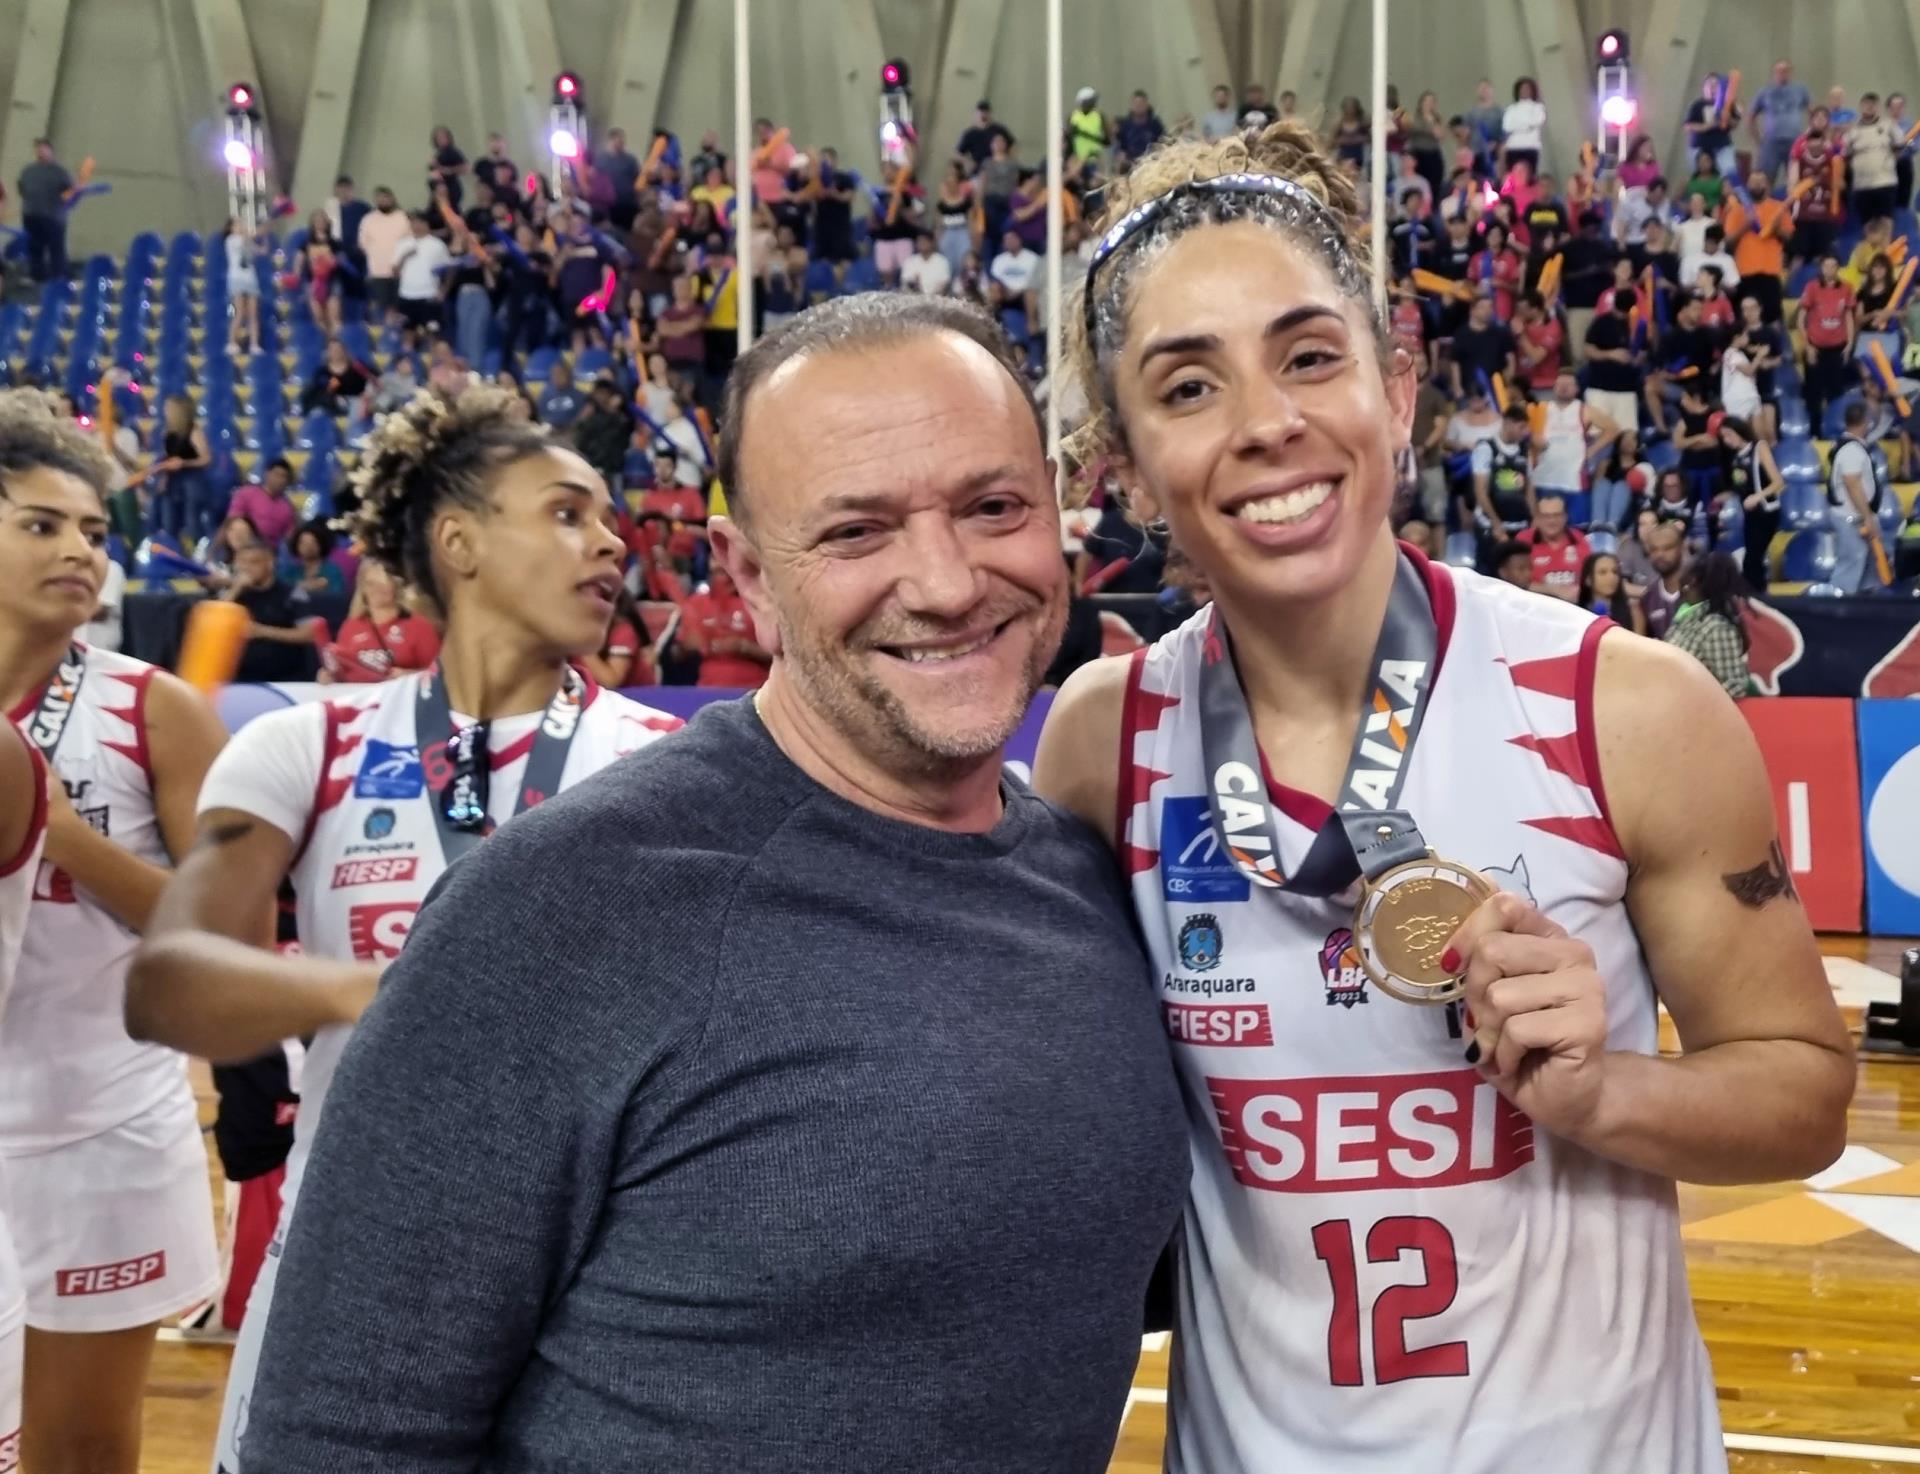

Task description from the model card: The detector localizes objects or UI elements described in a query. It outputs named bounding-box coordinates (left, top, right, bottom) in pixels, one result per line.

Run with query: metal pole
left=1370, top=0, right=1387, bottom=316
left=1045, top=0, right=1064, bottom=485
left=734, top=0, right=754, bottom=356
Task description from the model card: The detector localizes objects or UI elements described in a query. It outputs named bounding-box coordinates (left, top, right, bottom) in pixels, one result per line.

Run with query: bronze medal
left=1353, top=856, right=1495, bottom=1005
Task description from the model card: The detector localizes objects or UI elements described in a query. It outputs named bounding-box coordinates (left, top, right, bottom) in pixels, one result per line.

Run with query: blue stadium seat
left=575, top=347, right=613, bottom=378
left=293, top=412, right=338, bottom=453
left=1780, top=529, right=1835, bottom=582
left=1777, top=395, right=1810, bottom=439
left=525, top=345, right=561, bottom=380
left=1773, top=438, right=1822, bottom=482
left=1443, top=531, right=1476, bottom=567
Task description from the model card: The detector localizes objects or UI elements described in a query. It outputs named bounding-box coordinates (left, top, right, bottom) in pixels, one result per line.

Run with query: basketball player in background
left=126, top=386, right=680, bottom=1474
left=0, top=721, right=50, bottom=1474
left=1035, top=125, right=1852, bottom=1470
left=0, top=389, right=227, bottom=1474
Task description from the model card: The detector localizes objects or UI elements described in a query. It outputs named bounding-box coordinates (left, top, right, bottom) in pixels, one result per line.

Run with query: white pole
left=1370, top=0, right=1387, bottom=315
left=734, top=0, right=754, bottom=356
left=1045, top=0, right=1064, bottom=486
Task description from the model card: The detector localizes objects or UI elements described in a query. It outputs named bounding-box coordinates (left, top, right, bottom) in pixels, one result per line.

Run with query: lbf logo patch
left=55, top=1251, right=166, bottom=1297
left=348, top=902, right=419, bottom=961
left=1320, top=927, right=1369, bottom=1008
left=1160, top=796, right=1251, bottom=903
left=355, top=740, right=426, bottom=800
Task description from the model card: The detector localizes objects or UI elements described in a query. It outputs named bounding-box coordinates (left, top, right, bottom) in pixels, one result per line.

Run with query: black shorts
left=398, top=297, right=442, bottom=332
left=367, top=277, right=399, bottom=313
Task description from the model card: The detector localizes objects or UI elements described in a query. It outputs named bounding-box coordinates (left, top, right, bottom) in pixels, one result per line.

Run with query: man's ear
left=1109, top=455, right=1163, bottom=527
left=707, top=515, right=781, bottom=657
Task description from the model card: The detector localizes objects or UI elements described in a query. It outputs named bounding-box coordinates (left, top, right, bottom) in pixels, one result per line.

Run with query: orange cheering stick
left=1716, top=70, right=1741, bottom=129
left=176, top=600, right=250, bottom=694
left=1411, top=268, right=1474, bottom=302
left=885, top=165, right=911, bottom=226
left=1868, top=341, right=1910, bottom=418
left=752, top=127, right=790, bottom=167
left=1786, top=175, right=1817, bottom=206
left=1527, top=400, right=1550, bottom=438
left=1535, top=253, right=1564, bottom=303
left=1490, top=373, right=1511, bottom=412
left=642, top=134, right=669, bottom=179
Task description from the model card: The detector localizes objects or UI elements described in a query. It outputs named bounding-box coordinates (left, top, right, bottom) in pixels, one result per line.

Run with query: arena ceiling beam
left=491, top=0, right=563, bottom=168
left=831, top=0, right=892, bottom=181
left=1640, top=0, right=1711, bottom=179
left=1273, top=0, right=1341, bottom=128
left=0, top=0, right=72, bottom=203
left=608, top=0, right=687, bottom=147
left=1180, top=0, right=1234, bottom=123
left=288, top=0, right=370, bottom=209
left=927, top=0, right=1007, bottom=188
left=1515, top=0, right=1595, bottom=186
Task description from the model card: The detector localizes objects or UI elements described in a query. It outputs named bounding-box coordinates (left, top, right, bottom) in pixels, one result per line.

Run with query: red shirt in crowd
left=1695, top=292, right=1736, bottom=335
left=1518, top=527, right=1592, bottom=599
left=1519, top=317, right=1565, bottom=392
left=683, top=586, right=769, bottom=688
left=641, top=487, right=709, bottom=523
left=1800, top=280, right=1856, bottom=350
left=321, top=613, right=442, bottom=683
left=603, top=617, right=656, bottom=687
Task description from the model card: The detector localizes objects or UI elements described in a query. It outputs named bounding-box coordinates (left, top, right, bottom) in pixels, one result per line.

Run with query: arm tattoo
left=194, top=819, right=256, bottom=851
left=1721, top=840, right=1800, bottom=909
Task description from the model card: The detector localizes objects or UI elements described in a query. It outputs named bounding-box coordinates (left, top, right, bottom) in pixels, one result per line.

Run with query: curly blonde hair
left=0, top=388, right=115, bottom=501
left=1065, top=120, right=1380, bottom=477
left=348, top=384, right=552, bottom=617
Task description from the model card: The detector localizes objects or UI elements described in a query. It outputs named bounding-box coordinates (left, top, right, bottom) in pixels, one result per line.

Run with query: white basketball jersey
left=200, top=669, right=680, bottom=1213
left=1122, top=555, right=1722, bottom=1473
left=2, top=646, right=195, bottom=1152
left=0, top=734, right=48, bottom=1340
left=1533, top=399, right=1590, bottom=492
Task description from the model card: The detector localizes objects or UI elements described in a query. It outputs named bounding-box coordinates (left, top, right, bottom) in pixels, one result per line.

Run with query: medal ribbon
left=21, top=644, right=88, bottom=766
left=1197, top=550, right=1440, bottom=897
left=413, top=665, right=586, bottom=867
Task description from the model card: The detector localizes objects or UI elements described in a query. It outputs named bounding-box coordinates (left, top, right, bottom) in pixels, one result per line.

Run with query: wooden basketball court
left=140, top=940, right=1920, bottom=1474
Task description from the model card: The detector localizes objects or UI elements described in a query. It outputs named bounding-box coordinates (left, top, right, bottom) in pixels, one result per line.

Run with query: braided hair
left=0, top=388, right=114, bottom=502
left=348, top=385, right=552, bottom=618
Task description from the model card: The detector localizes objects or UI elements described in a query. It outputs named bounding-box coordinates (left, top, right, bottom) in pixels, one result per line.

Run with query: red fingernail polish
left=1440, top=947, right=1460, bottom=973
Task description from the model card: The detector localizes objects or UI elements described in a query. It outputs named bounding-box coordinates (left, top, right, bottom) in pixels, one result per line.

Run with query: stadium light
left=549, top=128, right=580, bottom=160
left=222, top=138, right=256, bottom=170
left=1600, top=95, right=1638, bottom=129
left=555, top=72, right=581, bottom=101
left=1597, top=29, right=1629, bottom=65
left=228, top=83, right=254, bottom=112
left=881, top=58, right=910, bottom=95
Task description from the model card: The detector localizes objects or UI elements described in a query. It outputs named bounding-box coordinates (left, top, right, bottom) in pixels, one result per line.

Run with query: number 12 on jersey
left=1311, top=1216, right=1468, bottom=1386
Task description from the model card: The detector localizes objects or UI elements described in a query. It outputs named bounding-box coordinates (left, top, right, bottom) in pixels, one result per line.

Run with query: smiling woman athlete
left=1033, top=122, right=1851, bottom=1472
left=0, top=389, right=226, bottom=1474
left=125, top=385, right=680, bottom=1473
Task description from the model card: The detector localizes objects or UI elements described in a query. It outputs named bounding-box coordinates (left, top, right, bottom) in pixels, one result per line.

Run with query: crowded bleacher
left=4, top=55, right=1918, bottom=702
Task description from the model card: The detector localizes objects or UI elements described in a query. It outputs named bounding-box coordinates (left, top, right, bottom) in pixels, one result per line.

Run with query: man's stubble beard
left=773, top=584, right=1069, bottom=779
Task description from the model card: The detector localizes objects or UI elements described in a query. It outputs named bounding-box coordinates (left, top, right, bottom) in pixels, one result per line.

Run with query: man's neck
left=0, top=621, right=78, bottom=717
left=1660, top=567, right=1686, bottom=594
left=753, top=669, right=1007, bottom=835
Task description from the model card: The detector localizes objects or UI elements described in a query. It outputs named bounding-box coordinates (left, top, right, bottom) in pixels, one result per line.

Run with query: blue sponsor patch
left=1160, top=796, right=1251, bottom=903
left=354, top=740, right=426, bottom=800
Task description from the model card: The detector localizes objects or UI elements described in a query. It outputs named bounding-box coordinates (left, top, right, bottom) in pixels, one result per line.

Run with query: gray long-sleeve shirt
left=242, top=696, right=1190, bottom=1473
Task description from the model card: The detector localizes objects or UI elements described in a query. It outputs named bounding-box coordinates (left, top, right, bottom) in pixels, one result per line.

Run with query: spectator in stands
left=1790, top=116, right=1842, bottom=265
left=571, top=377, right=633, bottom=490
left=901, top=232, right=953, bottom=296
left=1591, top=429, right=1651, bottom=535
left=958, top=100, right=1014, bottom=168
left=1517, top=489, right=1591, bottom=600
left=649, top=391, right=714, bottom=490
left=1201, top=84, right=1239, bottom=143
left=1636, top=215, right=1682, bottom=291
left=690, top=131, right=727, bottom=186
left=1646, top=297, right=1718, bottom=437
left=150, top=393, right=215, bottom=542
left=1583, top=287, right=1643, bottom=432
left=1501, top=77, right=1546, bottom=178
left=318, top=559, right=439, bottom=684
left=1664, top=553, right=1750, bottom=697
left=1674, top=381, right=1722, bottom=504
left=1731, top=294, right=1784, bottom=443
left=951, top=249, right=990, bottom=307
left=226, top=458, right=298, bottom=552
left=1512, top=294, right=1564, bottom=395
left=1695, top=264, right=1738, bottom=341
left=1492, top=538, right=1535, bottom=589
left=1797, top=252, right=1857, bottom=434
left=477, top=133, right=517, bottom=199
left=1857, top=252, right=1904, bottom=366
left=1617, top=505, right=1660, bottom=590
left=1618, top=135, right=1661, bottom=191
left=1641, top=516, right=1691, bottom=637
left=1726, top=172, right=1791, bottom=324
left=197, top=513, right=259, bottom=588
left=289, top=520, right=346, bottom=599
left=392, top=209, right=450, bottom=342
left=16, top=137, right=72, bottom=283
left=426, top=124, right=468, bottom=212
left=1717, top=414, right=1784, bottom=592
left=658, top=273, right=707, bottom=374
left=1686, top=75, right=1742, bottom=182
left=223, top=541, right=317, bottom=681
left=681, top=565, right=770, bottom=687
left=750, top=118, right=796, bottom=205
left=1472, top=403, right=1536, bottom=556
left=1889, top=93, right=1915, bottom=205
left=360, top=188, right=411, bottom=323
left=1115, top=91, right=1165, bottom=166
left=1442, top=380, right=1503, bottom=529
left=581, top=587, right=653, bottom=688
left=1829, top=400, right=1890, bottom=592
left=989, top=228, right=1041, bottom=328
left=934, top=159, right=975, bottom=275
left=1577, top=550, right=1646, bottom=632
left=222, top=217, right=263, bottom=355
left=1448, top=293, right=1515, bottom=398
left=1828, top=86, right=1858, bottom=137
left=1848, top=94, right=1903, bottom=226
left=975, top=132, right=1023, bottom=249
left=1471, top=220, right=1523, bottom=322
left=1328, top=97, right=1370, bottom=169
left=1681, top=222, right=1740, bottom=293
left=300, top=338, right=372, bottom=416
left=1407, top=346, right=1452, bottom=527
left=597, top=127, right=644, bottom=231
left=758, top=235, right=805, bottom=330
left=328, top=174, right=370, bottom=276
left=1752, top=61, right=1811, bottom=182
left=1067, top=88, right=1108, bottom=164
left=807, top=149, right=858, bottom=265
left=536, top=358, right=585, bottom=430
